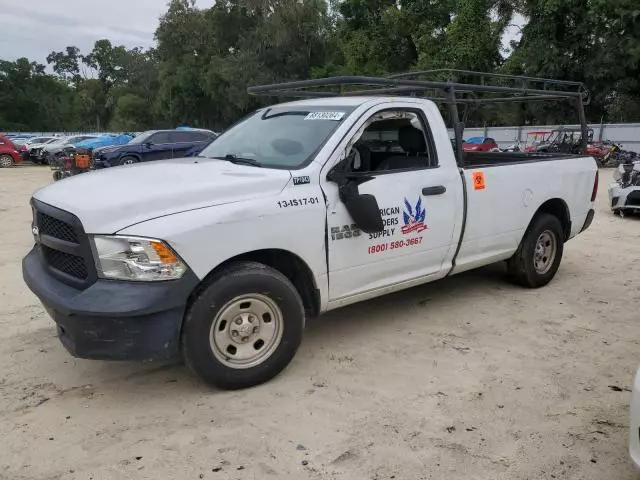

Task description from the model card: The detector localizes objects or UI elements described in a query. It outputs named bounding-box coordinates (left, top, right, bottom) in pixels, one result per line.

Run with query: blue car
left=92, top=129, right=217, bottom=168
left=73, top=134, right=133, bottom=152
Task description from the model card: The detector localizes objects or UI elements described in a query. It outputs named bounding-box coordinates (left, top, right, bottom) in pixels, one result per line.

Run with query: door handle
left=422, top=185, right=446, bottom=196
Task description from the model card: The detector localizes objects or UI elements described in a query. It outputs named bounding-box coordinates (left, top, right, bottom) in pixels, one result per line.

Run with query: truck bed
left=462, top=151, right=580, bottom=169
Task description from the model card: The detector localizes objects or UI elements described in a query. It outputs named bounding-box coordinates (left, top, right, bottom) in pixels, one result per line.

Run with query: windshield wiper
left=209, top=154, right=263, bottom=167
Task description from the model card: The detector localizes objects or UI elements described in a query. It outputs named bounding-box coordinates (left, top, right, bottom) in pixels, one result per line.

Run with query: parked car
left=11, top=138, right=30, bottom=147
left=0, top=135, right=21, bottom=167
left=22, top=73, right=598, bottom=390
left=32, top=137, right=68, bottom=163
left=92, top=129, right=217, bottom=168
left=19, top=136, right=58, bottom=163
left=28, top=138, right=59, bottom=164
left=72, top=134, right=134, bottom=153
left=39, top=135, right=101, bottom=164
left=462, top=136, right=500, bottom=152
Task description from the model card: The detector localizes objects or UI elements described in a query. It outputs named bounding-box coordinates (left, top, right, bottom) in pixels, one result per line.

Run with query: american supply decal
left=401, top=197, right=427, bottom=234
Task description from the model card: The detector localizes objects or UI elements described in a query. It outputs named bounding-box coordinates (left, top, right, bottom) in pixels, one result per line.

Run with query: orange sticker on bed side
left=472, top=171, right=486, bottom=190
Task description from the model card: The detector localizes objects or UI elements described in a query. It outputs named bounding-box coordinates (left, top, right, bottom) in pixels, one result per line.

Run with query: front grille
left=37, top=212, right=78, bottom=243
left=627, top=191, right=640, bottom=207
left=42, top=245, right=88, bottom=279
left=32, top=199, right=95, bottom=287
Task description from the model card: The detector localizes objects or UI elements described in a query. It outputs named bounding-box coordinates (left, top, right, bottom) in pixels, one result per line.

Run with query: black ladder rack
left=247, top=69, right=590, bottom=165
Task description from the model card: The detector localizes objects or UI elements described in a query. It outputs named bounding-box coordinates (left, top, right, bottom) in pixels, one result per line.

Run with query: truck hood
left=33, top=158, right=292, bottom=233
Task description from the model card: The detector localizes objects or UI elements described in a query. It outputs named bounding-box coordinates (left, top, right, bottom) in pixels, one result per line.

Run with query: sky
left=0, top=0, right=211, bottom=63
left=0, top=0, right=524, bottom=65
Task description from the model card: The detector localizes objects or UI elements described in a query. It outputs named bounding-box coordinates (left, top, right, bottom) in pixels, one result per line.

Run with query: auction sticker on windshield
left=304, top=112, right=345, bottom=121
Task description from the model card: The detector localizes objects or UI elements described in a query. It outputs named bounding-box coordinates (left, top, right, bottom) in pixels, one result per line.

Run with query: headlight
left=91, top=235, right=187, bottom=281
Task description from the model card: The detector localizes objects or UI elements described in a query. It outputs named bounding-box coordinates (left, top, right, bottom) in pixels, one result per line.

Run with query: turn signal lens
left=150, top=240, right=179, bottom=264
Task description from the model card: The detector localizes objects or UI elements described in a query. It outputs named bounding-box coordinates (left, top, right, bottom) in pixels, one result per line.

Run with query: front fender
left=116, top=191, right=329, bottom=310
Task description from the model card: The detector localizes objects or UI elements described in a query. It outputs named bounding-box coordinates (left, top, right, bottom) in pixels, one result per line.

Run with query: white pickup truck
left=23, top=73, right=598, bottom=389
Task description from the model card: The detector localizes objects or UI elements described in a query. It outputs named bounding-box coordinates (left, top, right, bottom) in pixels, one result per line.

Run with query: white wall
left=448, top=123, right=640, bottom=153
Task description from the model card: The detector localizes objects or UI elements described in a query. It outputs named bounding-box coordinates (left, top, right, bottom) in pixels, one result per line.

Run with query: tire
left=508, top=213, right=564, bottom=288
left=182, top=261, right=305, bottom=389
left=52, top=171, right=62, bottom=181
left=119, top=156, right=138, bottom=166
left=0, top=155, right=13, bottom=168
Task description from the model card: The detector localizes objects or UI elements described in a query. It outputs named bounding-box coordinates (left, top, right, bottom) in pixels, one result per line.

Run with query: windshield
left=127, top=131, right=155, bottom=145
left=199, top=106, right=355, bottom=168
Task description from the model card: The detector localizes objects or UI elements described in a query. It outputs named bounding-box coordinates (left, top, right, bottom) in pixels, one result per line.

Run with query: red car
left=462, top=136, right=500, bottom=152
left=0, top=135, right=21, bottom=167
left=585, top=142, right=610, bottom=157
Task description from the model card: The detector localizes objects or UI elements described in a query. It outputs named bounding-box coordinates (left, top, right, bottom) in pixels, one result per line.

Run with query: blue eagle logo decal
left=402, top=197, right=427, bottom=234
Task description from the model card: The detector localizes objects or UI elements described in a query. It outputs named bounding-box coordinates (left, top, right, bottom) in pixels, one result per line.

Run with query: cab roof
left=275, top=96, right=421, bottom=108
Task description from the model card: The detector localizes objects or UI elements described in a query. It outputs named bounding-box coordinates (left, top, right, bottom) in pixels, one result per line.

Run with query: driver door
left=143, top=132, right=173, bottom=162
left=321, top=104, right=460, bottom=303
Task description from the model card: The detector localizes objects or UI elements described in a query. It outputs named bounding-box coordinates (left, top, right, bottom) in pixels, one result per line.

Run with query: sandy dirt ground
left=1, top=166, right=639, bottom=480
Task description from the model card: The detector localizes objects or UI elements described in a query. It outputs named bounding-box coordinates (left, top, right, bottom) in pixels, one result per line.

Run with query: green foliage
left=111, top=93, right=150, bottom=131
left=445, top=0, right=501, bottom=71
left=2, top=0, right=640, bottom=131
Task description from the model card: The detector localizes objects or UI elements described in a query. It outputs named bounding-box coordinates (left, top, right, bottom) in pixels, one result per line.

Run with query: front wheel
left=508, top=213, right=564, bottom=288
left=0, top=154, right=13, bottom=168
left=119, top=156, right=138, bottom=166
left=182, top=262, right=305, bottom=389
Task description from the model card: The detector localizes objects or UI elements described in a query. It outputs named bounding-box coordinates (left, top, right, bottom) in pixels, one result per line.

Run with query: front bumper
left=92, top=158, right=112, bottom=169
left=630, top=366, right=640, bottom=469
left=609, top=183, right=640, bottom=211
left=22, top=247, right=199, bottom=361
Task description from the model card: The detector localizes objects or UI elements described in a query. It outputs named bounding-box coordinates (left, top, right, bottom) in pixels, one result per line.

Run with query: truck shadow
left=13, top=261, right=576, bottom=402
left=81, top=263, right=514, bottom=388
left=304, top=262, right=511, bottom=338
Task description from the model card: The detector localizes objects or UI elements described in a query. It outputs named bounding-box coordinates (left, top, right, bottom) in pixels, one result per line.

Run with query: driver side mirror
left=342, top=192, right=384, bottom=234
left=144, top=141, right=153, bottom=149
left=334, top=176, right=384, bottom=234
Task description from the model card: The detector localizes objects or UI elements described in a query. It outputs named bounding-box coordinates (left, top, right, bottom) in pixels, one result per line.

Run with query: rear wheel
left=0, top=155, right=13, bottom=168
left=120, top=156, right=137, bottom=166
left=182, top=261, right=305, bottom=389
left=508, top=213, right=564, bottom=288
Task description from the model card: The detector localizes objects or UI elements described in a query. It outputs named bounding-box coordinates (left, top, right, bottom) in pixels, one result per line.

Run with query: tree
left=4, top=0, right=640, bottom=131
left=0, top=58, right=79, bottom=131
left=46, top=46, right=85, bottom=85
left=110, top=93, right=150, bottom=130
left=445, top=0, right=505, bottom=72
left=334, top=0, right=421, bottom=74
